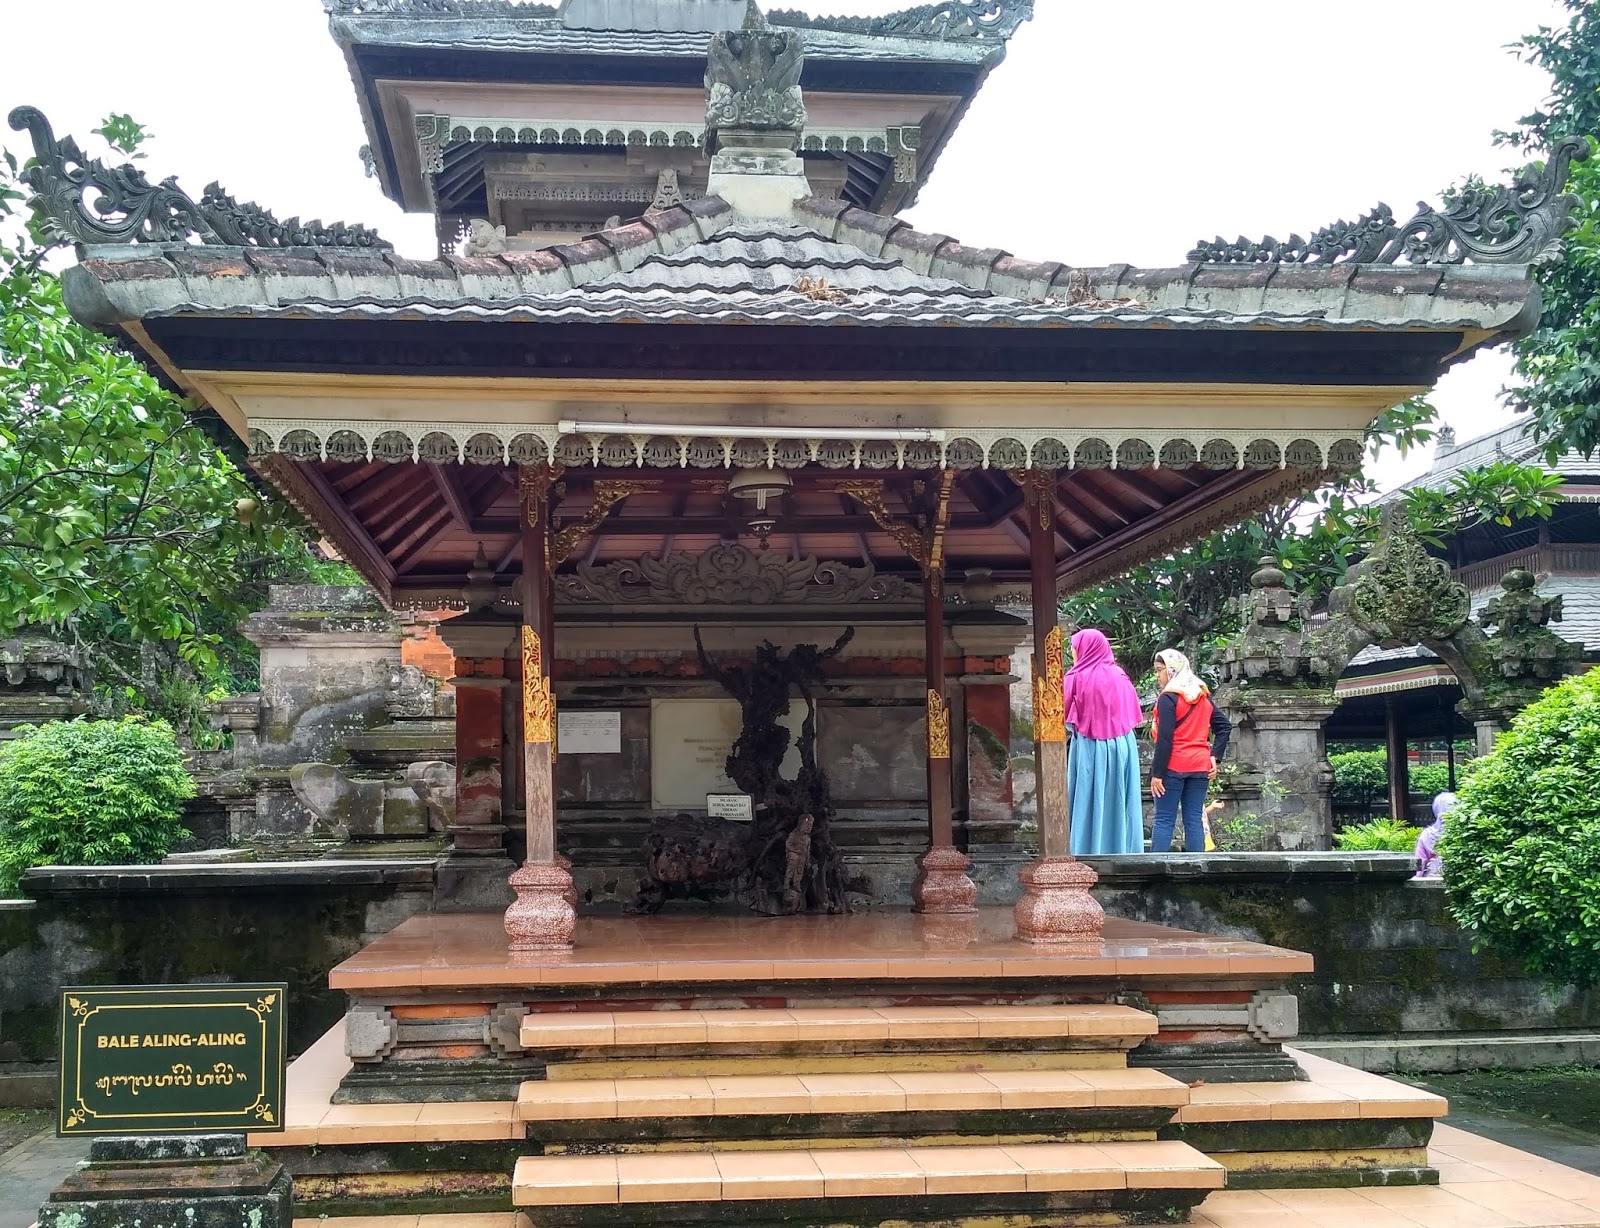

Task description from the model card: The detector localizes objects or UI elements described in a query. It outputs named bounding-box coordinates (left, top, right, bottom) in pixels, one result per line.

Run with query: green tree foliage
left=1441, top=666, right=1600, bottom=988
left=0, top=120, right=357, bottom=736
left=1501, top=1, right=1600, bottom=458
left=0, top=717, right=193, bottom=895
left=1063, top=396, right=1564, bottom=672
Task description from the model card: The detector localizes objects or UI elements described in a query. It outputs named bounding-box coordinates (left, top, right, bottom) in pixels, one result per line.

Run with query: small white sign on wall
left=706, top=793, right=755, bottom=822
left=558, top=710, right=622, bottom=755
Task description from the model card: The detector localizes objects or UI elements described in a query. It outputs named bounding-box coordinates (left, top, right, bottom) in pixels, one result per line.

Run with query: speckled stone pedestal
left=37, top=1133, right=292, bottom=1228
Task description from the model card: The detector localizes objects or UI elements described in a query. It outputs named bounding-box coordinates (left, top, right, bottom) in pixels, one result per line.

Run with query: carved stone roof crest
left=706, top=12, right=807, bottom=143
left=1351, top=507, right=1471, bottom=645
left=555, top=544, right=918, bottom=605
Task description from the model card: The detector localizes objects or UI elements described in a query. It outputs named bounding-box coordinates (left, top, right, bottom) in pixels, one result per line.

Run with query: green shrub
left=1330, top=749, right=1388, bottom=814
left=1410, top=762, right=1453, bottom=800
left=0, top=718, right=193, bottom=895
left=1333, top=818, right=1422, bottom=853
left=1442, top=667, right=1600, bottom=988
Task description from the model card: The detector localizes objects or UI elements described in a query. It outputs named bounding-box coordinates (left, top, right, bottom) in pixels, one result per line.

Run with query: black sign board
left=58, top=984, right=287, bottom=1136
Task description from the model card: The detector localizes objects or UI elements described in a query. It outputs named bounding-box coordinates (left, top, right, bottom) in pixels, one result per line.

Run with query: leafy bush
left=1330, top=749, right=1388, bottom=813
left=1410, top=762, right=1453, bottom=801
left=1334, top=818, right=1423, bottom=853
left=0, top=718, right=192, bottom=895
left=1215, top=811, right=1270, bottom=852
left=1442, top=668, right=1600, bottom=988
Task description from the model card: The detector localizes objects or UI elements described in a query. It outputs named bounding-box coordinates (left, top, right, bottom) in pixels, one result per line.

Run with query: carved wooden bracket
left=1008, top=468, right=1059, bottom=533
left=825, top=471, right=954, bottom=577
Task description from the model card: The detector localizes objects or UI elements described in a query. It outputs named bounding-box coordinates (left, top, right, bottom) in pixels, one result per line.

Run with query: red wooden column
left=911, top=473, right=977, bottom=913
left=504, top=462, right=577, bottom=951
left=1012, top=471, right=1105, bottom=943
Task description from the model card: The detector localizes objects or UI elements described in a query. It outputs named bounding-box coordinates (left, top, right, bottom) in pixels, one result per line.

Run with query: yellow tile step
left=512, top=1139, right=1225, bottom=1206
left=520, top=1003, right=1156, bottom=1049
left=517, top=1066, right=1188, bottom=1122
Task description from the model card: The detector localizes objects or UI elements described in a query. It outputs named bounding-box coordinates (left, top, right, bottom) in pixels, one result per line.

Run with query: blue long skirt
left=1067, top=731, right=1144, bottom=856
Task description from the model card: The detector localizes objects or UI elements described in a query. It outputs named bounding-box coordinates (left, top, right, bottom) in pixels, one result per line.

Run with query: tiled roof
left=1396, top=420, right=1600, bottom=493
left=329, top=10, right=1000, bottom=65
left=62, top=196, right=1545, bottom=337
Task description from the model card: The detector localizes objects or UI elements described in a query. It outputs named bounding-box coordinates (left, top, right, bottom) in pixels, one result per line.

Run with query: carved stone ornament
left=769, top=0, right=1034, bottom=41
left=706, top=13, right=807, bottom=138
left=463, top=219, right=508, bottom=255
left=1351, top=508, right=1472, bottom=645
left=1190, top=136, right=1589, bottom=267
left=9, top=106, right=391, bottom=250
left=1478, top=568, right=1583, bottom=687
left=555, top=544, right=920, bottom=606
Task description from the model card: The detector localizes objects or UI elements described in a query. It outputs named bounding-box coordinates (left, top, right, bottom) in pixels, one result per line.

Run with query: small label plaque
left=706, top=793, right=754, bottom=822
left=559, top=710, right=622, bottom=755
left=58, top=983, right=288, bottom=1136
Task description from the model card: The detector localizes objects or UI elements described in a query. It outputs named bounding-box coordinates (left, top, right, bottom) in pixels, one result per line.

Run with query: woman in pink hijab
left=1061, top=629, right=1146, bottom=855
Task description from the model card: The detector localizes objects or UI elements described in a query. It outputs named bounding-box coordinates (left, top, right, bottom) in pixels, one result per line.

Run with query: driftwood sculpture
left=631, top=628, right=854, bottom=915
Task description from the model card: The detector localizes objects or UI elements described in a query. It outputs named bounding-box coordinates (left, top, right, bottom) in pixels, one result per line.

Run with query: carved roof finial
left=1189, top=137, right=1590, bottom=268
left=705, top=19, right=807, bottom=151
left=8, top=106, right=391, bottom=251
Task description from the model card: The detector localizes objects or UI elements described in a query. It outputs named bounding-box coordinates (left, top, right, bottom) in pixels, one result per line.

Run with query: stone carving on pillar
left=1476, top=568, right=1583, bottom=706
left=407, top=761, right=455, bottom=833
left=1351, top=508, right=1472, bottom=644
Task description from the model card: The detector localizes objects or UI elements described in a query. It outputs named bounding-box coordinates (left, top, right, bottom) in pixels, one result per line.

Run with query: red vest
left=1155, top=693, right=1216, bottom=774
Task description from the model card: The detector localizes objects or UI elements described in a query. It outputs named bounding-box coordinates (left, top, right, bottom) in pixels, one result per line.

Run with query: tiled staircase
left=510, top=1002, right=1224, bottom=1225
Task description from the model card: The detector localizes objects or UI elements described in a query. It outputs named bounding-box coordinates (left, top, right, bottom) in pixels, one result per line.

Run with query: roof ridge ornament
left=323, top=0, right=558, bottom=16
left=8, top=106, right=392, bottom=251
left=1189, top=136, right=1590, bottom=267
left=769, top=1, right=1033, bottom=41
left=706, top=18, right=808, bottom=147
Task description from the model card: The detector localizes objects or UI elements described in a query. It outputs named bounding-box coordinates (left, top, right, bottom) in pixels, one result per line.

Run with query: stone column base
left=1013, top=857, right=1105, bottom=943
left=39, top=1134, right=291, bottom=1228
left=505, top=859, right=577, bottom=951
left=911, top=845, right=979, bottom=914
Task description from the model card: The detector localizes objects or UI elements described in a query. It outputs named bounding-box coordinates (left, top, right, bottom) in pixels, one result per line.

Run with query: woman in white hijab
left=1149, top=649, right=1232, bottom=852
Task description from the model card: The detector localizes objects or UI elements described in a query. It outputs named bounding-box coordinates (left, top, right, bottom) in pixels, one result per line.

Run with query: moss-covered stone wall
left=0, top=862, right=434, bottom=1081
left=1086, top=852, right=1600, bottom=1034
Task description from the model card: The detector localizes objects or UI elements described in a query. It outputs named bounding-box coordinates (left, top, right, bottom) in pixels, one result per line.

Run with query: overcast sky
left=1, top=0, right=1570, bottom=490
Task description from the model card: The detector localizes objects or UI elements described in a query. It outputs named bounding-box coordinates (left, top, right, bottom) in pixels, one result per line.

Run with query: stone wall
left=0, top=862, right=435, bottom=1103
left=1085, top=853, right=1600, bottom=1035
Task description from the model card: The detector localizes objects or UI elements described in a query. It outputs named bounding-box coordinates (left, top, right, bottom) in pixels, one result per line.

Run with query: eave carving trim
left=10, top=107, right=391, bottom=251
left=1190, top=137, right=1590, bottom=267
left=428, top=115, right=905, bottom=156
left=247, top=420, right=1365, bottom=473
left=554, top=544, right=920, bottom=606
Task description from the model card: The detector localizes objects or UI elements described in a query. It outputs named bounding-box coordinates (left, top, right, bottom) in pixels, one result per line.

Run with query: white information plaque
left=650, top=698, right=805, bottom=810
left=558, top=710, right=622, bottom=755
left=706, top=793, right=755, bottom=822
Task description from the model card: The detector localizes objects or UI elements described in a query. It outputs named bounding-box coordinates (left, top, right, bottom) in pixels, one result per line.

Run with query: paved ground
left=0, top=1129, right=86, bottom=1228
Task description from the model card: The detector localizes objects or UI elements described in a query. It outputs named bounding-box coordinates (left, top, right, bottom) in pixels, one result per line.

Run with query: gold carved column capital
left=1009, top=468, right=1060, bottom=533
left=1033, top=623, right=1066, bottom=743
left=521, top=626, right=555, bottom=745
left=926, top=688, right=952, bottom=760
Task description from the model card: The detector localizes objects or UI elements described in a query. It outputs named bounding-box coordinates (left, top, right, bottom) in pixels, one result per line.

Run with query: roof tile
left=989, top=257, right=1066, bottom=300
left=928, top=243, right=1008, bottom=290
left=885, top=227, right=954, bottom=275
left=81, top=257, right=179, bottom=283
left=169, top=251, right=253, bottom=279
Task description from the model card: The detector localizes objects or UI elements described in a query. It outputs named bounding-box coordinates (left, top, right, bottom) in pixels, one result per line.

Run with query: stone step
left=512, top=1140, right=1225, bottom=1212
left=518, top=1066, right=1189, bottom=1123
left=520, top=1003, right=1155, bottom=1051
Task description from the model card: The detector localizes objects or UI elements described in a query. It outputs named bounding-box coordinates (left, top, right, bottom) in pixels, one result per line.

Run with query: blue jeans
left=1152, top=772, right=1209, bottom=852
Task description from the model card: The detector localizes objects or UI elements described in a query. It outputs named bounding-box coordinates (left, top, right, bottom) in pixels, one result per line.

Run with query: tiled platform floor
left=329, top=910, right=1313, bottom=991
left=1192, top=1124, right=1600, bottom=1226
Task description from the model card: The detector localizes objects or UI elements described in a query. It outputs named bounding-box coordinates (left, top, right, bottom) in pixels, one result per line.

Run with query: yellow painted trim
left=1214, top=1147, right=1431, bottom=1173
left=544, top=1052, right=1127, bottom=1079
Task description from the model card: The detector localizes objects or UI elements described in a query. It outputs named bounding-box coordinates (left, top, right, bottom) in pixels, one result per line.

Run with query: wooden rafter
left=428, top=464, right=477, bottom=530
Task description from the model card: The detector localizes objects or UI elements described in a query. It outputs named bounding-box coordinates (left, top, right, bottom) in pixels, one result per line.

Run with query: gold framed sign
left=58, top=983, right=287, bottom=1136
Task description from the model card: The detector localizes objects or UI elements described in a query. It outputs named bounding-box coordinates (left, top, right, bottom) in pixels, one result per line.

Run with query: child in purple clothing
left=1412, top=792, right=1458, bottom=880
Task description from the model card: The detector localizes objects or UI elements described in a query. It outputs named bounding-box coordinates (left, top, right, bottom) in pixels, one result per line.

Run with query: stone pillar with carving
left=1213, top=559, right=1344, bottom=851
left=504, top=464, right=577, bottom=951
left=0, top=629, right=88, bottom=738
left=1012, top=472, right=1103, bottom=942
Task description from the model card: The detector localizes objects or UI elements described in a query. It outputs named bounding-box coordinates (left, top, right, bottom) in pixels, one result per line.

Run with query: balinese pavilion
left=15, top=0, right=1584, bottom=1220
